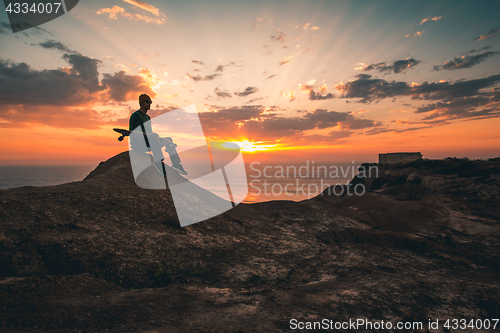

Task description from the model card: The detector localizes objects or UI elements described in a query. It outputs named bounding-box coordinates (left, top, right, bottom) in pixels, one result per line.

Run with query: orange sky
left=0, top=0, right=499, bottom=165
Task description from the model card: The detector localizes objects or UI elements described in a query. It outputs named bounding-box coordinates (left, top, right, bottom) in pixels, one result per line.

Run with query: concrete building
left=379, top=152, right=422, bottom=164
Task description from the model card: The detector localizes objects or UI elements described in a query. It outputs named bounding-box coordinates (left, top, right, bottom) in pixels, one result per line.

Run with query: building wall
left=379, top=152, right=422, bottom=164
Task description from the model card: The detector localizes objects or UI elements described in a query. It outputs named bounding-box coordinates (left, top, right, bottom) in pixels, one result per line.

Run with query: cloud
left=298, top=80, right=335, bottom=100
left=101, top=70, right=156, bottom=101
left=198, top=106, right=378, bottom=142
left=463, top=46, right=491, bottom=54
left=355, top=62, right=384, bottom=72
left=144, top=106, right=179, bottom=120
left=433, top=51, right=499, bottom=71
left=304, top=109, right=378, bottom=130
left=295, top=23, right=319, bottom=31
left=308, top=90, right=335, bottom=100
left=325, top=130, right=352, bottom=140
left=474, top=25, right=500, bottom=41
left=186, top=73, right=221, bottom=81
left=334, top=73, right=500, bottom=122
left=0, top=104, right=129, bottom=129
left=405, top=31, right=424, bottom=38
left=365, top=122, right=448, bottom=136
left=279, top=54, right=296, bottom=66
left=259, top=108, right=377, bottom=140
left=270, top=29, right=286, bottom=43
left=259, top=45, right=273, bottom=55
left=0, top=22, right=11, bottom=34
left=335, top=74, right=404, bottom=103
left=37, top=40, right=75, bottom=53
left=96, top=5, right=166, bottom=25
left=0, top=42, right=160, bottom=129
left=281, top=90, right=296, bottom=101
left=340, top=118, right=380, bottom=130
left=390, top=118, right=412, bottom=125
left=335, top=73, right=500, bottom=103
left=213, top=87, right=232, bottom=99
left=199, top=106, right=268, bottom=136
left=234, top=87, right=259, bottom=97
left=123, top=0, right=161, bottom=16
left=97, top=6, right=126, bottom=19
left=138, top=67, right=165, bottom=90
left=278, top=48, right=311, bottom=66
left=356, top=58, right=420, bottom=74
left=0, top=46, right=156, bottom=107
left=291, top=130, right=353, bottom=145
left=420, top=16, right=441, bottom=25
left=0, top=58, right=100, bottom=106
left=414, top=92, right=500, bottom=121
left=251, top=17, right=264, bottom=30
left=245, top=97, right=266, bottom=104
left=214, top=62, right=235, bottom=72
left=187, top=62, right=235, bottom=81
left=62, top=53, right=105, bottom=93
left=412, top=75, right=500, bottom=101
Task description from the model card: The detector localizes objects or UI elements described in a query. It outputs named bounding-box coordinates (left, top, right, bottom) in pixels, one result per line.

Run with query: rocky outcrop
left=349, top=157, right=500, bottom=219
left=0, top=153, right=499, bottom=332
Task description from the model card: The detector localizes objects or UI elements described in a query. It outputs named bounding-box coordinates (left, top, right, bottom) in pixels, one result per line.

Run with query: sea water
left=0, top=162, right=363, bottom=203
left=0, top=165, right=96, bottom=190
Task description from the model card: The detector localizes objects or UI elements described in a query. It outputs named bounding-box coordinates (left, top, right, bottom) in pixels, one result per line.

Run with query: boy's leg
left=147, top=133, right=168, bottom=176
left=148, top=133, right=165, bottom=162
left=164, top=144, right=181, bottom=166
left=162, top=138, right=187, bottom=175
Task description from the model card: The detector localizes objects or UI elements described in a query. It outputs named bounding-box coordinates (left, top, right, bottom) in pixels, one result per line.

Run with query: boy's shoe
left=153, top=161, right=166, bottom=176
left=171, top=163, right=188, bottom=175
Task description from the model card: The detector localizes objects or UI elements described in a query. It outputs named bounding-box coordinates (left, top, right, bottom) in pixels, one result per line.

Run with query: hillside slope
left=0, top=153, right=499, bottom=332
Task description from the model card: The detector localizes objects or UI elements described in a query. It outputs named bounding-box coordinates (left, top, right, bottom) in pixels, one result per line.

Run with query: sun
left=233, top=140, right=277, bottom=152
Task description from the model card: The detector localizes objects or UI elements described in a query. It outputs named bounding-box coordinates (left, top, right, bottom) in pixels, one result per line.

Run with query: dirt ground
left=1, top=153, right=499, bottom=332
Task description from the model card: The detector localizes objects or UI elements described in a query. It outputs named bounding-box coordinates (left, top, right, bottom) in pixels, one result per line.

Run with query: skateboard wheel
left=118, top=136, right=124, bottom=141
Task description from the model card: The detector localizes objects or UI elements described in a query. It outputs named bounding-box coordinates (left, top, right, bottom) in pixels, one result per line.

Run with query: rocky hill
left=0, top=153, right=499, bottom=332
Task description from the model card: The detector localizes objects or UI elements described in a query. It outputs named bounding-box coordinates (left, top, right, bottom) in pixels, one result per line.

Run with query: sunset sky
left=0, top=0, right=499, bottom=165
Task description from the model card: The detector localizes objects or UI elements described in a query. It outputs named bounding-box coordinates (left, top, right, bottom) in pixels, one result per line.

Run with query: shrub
left=153, top=268, right=175, bottom=287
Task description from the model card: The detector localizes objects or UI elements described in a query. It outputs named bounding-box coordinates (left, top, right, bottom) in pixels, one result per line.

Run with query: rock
left=0, top=153, right=498, bottom=331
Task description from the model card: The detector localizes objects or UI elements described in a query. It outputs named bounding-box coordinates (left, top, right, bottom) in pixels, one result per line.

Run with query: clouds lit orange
left=0, top=0, right=499, bottom=165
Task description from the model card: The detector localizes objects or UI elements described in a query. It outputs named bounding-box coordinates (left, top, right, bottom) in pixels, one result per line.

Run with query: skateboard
left=113, top=128, right=130, bottom=142
left=113, top=128, right=186, bottom=174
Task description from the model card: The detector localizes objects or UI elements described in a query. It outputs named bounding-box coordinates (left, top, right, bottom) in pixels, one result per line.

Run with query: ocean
left=0, top=165, right=96, bottom=190
left=0, top=162, right=365, bottom=203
